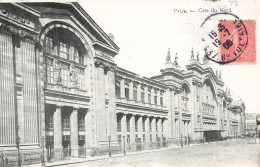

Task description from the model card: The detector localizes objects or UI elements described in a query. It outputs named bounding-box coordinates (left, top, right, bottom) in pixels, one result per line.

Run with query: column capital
left=56, top=103, right=64, bottom=108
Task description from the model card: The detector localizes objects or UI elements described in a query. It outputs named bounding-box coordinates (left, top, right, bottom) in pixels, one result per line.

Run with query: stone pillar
left=158, top=119, right=162, bottom=141
left=54, top=106, right=62, bottom=155
left=120, top=78, right=125, bottom=99
left=129, top=81, right=134, bottom=100
left=96, top=65, right=106, bottom=141
left=107, top=69, right=117, bottom=141
left=85, top=110, right=92, bottom=153
left=166, top=89, right=175, bottom=139
left=70, top=108, right=79, bottom=157
left=130, top=115, right=135, bottom=143
left=176, top=119, right=179, bottom=138
left=145, top=117, right=150, bottom=143
left=121, top=114, right=127, bottom=144
left=192, top=82, right=198, bottom=139
left=237, top=114, right=241, bottom=136
left=151, top=117, right=156, bottom=142
left=163, top=118, right=167, bottom=137
left=172, top=91, right=176, bottom=138
left=178, top=91, right=183, bottom=138
left=137, top=116, right=143, bottom=142
left=198, top=84, right=203, bottom=140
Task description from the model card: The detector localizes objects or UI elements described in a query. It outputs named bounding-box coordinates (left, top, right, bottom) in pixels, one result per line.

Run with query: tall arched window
left=141, top=88, right=145, bottom=102
left=44, top=28, right=86, bottom=90
left=154, top=91, right=157, bottom=105
left=116, top=81, right=121, bottom=98
left=148, top=90, right=151, bottom=104
left=160, top=92, right=163, bottom=106
left=133, top=86, right=137, bottom=101
left=125, top=83, right=129, bottom=99
left=44, top=28, right=84, bottom=64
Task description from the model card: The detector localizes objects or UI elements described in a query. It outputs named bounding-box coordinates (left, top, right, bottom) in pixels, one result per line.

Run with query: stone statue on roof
left=196, top=52, right=199, bottom=62
left=166, top=48, right=171, bottom=62
left=174, top=53, right=179, bottom=66
left=191, top=48, right=194, bottom=59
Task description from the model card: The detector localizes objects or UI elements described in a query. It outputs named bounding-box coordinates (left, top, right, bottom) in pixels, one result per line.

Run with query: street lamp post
left=108, top=135, right=112, bottom=157
left=187, top=134, right=190, bottom=146
left=16, top=137, right=21, bottom=167
left=180, top=134, right=183, bottom=147
left=41, top=136, right=45, bottom=166
left=123, top=136, right=126, bottom=155
left=255, top=128, right=257, bottom=143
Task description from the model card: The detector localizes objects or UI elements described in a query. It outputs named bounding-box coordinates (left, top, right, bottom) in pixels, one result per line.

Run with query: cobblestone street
left=65, top=139, right=260, bottom=167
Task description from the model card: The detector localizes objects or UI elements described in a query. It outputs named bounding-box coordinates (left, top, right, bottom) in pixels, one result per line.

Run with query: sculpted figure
left=54, top=59, right=61, bottom=83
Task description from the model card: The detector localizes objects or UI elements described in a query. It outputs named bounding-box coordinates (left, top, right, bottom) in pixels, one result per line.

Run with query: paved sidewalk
left=25, top=140, right=228, bottom=167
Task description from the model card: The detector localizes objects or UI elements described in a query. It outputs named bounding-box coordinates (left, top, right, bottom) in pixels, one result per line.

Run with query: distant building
left=0, top=2, right=246, bottom=163
left=245, top=113, right=259, bottom=135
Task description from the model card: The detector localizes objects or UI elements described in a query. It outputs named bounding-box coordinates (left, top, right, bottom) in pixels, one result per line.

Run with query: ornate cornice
left=94, top=57, right=116, bottom=72
left=0, top=20, right=39, bottom=43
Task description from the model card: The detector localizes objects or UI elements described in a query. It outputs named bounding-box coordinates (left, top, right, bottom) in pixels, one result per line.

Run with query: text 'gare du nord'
left=0, top=2, right=246, bottom=164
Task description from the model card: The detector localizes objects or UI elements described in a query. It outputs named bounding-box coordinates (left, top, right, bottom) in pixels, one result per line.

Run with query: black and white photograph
left=0, top=0, right=259, bottom=166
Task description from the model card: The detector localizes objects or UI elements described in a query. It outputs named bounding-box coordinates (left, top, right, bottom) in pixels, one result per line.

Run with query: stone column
left=96, top=64, right=106, bottom=141
left=163, top=118, right=168, bottom=138
left=198, top=84, right=203, bottom=140
left=129, top=81, right=134, bottom=100
left=54, top=106, right=62, bottom=157
left=172, top=91, right=176, bottom=138
left=130, top=115, right=135, bottom=144
left=178, top=91, right=183, bottom=138
left=120, top=78, right=125, bottom=99
left=70, top=108, right=79, bottom=157
left=158, top=119, right=162, bottom=141
left=85, top=110, right=92, bottom=154
left=191, top=82, right=198, bottom=139
left=137, top=116, right=143, bottom=142
left=176, top=119, right=179, bottom=138
left=151, top=117, right=156, bottom=142
left=145, top=117, right=150, bottom=143
left=166, top=89, right=174, bottom=139
left=107, top=68, right=117, bottom=141
left=121, top=114, right=127, bottom=145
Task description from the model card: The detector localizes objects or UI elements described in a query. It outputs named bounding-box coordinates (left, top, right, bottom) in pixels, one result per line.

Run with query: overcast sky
left=82, top=0, right=260, bottom=114
left=3, top=0, right=259, bottom=113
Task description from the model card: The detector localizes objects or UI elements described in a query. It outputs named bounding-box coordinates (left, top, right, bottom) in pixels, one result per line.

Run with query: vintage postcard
left=0, top=0, right=259, bottom=166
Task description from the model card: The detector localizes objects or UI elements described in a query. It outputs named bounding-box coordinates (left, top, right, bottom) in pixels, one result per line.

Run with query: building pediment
left=19, top=2, right=119, bottom=55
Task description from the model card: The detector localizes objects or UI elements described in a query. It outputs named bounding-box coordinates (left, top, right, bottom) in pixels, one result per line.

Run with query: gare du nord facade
left=0, top=2, right=246, bottom=159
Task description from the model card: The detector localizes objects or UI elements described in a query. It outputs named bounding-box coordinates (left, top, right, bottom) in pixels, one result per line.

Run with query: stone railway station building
left=0, top=2, right=246, bottom=161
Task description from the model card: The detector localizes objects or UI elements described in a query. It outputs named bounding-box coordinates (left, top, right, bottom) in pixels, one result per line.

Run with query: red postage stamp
left=201, top=13, right=256, bottom=64
left=219, top=20, right=256, bottom=64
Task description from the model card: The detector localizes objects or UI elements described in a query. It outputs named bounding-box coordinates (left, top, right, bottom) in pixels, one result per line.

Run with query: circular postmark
left=200, top=13, right=248, bottom=64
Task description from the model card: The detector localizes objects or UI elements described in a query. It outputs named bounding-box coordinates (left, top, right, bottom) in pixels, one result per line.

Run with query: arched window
left=44, top=28, right=86, bottom=89
left=141, top=88, right=145, bottom=102
left=148, top=90, right=151, bottom=104
left=44, top=28, right=84, bottom=64
left=160, top=92, right=163, bottom=106
left=154, top=91, right=158, bottom=105
left=116, top=81, right=121, bottom=98
left=133, top=86, right=137, bottom=101
left=125, top=83, right=129, bottom=99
